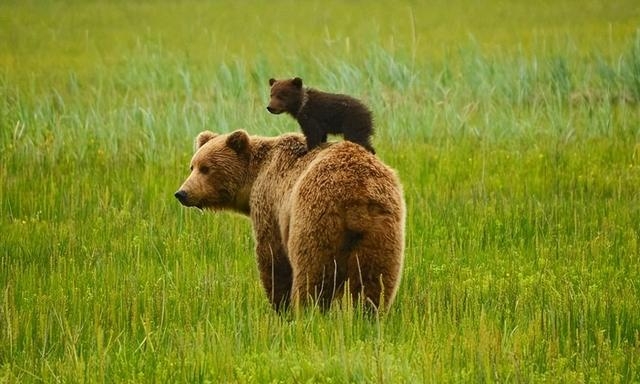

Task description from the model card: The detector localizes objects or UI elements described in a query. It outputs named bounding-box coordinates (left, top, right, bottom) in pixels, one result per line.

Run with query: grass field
left=2, top=1, right=640, bottom=382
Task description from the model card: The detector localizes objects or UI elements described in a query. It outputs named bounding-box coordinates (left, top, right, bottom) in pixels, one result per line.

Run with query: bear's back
left=296, top=142, right=401, bottom=211
left=251, top=136, right=401, bottom=220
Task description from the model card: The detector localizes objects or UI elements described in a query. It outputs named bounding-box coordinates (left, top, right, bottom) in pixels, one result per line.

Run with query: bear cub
left=267, top=77, right=376, bottom=154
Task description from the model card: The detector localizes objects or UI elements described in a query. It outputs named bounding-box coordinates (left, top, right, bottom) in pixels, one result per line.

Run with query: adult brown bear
left=175, top=130, right=404, bottom=312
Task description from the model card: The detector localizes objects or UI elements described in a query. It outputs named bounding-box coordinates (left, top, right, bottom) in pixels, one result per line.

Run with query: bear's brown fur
left=267, top=77, right=376, bottom=154
left=175, top=130, right=404, bottom=312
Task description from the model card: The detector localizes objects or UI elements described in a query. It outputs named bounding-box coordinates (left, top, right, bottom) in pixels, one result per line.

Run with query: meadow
left=1, top=1, right=640, bottom=382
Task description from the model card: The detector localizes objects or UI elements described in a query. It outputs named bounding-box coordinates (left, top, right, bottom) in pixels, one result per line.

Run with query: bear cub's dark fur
left=267, top=77, right=375, bottom=154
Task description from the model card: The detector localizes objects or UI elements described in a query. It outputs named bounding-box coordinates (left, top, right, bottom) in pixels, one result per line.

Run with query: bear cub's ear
left=226, top=130, right=250, bottom=155
left=269, top=78, right=276, bottom=86
left=292, top=77, right=303, bottom=88
left=195, top=131, right=218, bottom=150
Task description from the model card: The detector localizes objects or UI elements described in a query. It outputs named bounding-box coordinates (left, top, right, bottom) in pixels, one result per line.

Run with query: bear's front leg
left=299, top=118, right=325, bottom=151
left=255, top=241, right=293, bottom=312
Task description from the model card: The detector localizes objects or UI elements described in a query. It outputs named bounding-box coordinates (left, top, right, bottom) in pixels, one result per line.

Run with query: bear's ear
left=195, top=131, right=218, bottom=151
left=292, top=77, right=303, bottom=88
left=226, top=130, right=250, bottom=155
left=269, top=78, right=276, bottom=86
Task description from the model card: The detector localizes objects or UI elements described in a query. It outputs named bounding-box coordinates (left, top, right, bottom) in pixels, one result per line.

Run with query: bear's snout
left=266, top=106, right=281, bottom=114
left=174, top=190, right=188, bottom=205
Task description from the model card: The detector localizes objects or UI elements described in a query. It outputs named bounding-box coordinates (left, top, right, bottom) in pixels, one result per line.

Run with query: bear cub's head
left=175, top=130, right=251, bottom=213
left=267, top=77, right=305, bottom=115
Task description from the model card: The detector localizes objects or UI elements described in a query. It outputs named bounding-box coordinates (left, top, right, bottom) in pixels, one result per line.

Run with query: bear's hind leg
left=345, top=234, right=402, bottom=313
left=342, top=124, right=375, bottom=154
left=290, top=260, right=347, bottom=311
left=287, top=213, right=348, bottom=311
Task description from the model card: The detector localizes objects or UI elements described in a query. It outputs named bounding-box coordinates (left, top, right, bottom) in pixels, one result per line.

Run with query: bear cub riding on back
left=267, top=77, right=376, bottom=154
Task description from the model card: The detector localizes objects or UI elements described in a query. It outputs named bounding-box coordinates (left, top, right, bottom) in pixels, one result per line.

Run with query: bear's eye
left=190, top=165, right=194, bottom=171
left=199, top=165, right=210, bottom=174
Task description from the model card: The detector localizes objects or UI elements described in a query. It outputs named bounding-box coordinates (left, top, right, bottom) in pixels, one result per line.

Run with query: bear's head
left=175, top=130, right=252, bottom=213
left=267, top=77, right=304, bottom=115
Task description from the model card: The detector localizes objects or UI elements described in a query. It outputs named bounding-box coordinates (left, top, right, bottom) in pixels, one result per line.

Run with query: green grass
left=2, top=1, right=640, bottom=382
